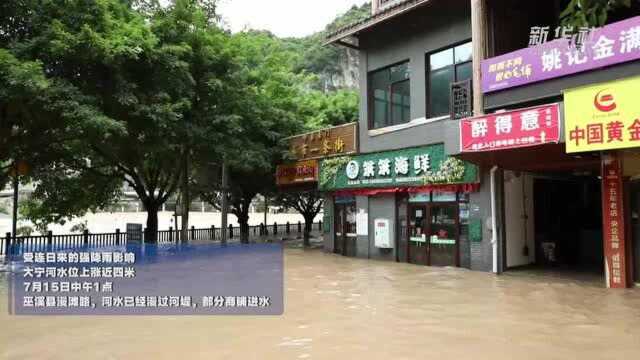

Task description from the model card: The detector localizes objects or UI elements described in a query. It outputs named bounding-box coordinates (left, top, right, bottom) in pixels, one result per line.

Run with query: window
left=427, top=42, right=472, bottom=118
left=369, top=62, right=410, bottom=129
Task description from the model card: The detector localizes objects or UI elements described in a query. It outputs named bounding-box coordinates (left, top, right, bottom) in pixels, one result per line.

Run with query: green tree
left=560, top=0, right=631, bottom=27
left=276, top=189, right=323, bottom=247
left=3, top=0, right=242, bottom=242
left=195, top=30, right=307, bottom=243
left=298, top=89, right=359, bottom=129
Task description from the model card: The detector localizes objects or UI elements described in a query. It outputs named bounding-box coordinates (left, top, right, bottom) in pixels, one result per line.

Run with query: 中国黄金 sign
left=565, top=76, right=640, bottom=153
left=286, top=122, right=357, bottom=161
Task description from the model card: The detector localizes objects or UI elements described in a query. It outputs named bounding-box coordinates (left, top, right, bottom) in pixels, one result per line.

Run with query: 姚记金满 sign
left=565, top=76, right=640, bottom=153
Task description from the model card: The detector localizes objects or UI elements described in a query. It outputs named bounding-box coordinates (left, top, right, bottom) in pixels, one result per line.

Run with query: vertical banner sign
left=460, top=103, right=560, bottom=152
left=601, top=153, right=627, bottom=288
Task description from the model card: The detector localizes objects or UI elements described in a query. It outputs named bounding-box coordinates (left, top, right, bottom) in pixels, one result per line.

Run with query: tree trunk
left=303, top=214, right=314, bottom=248
left=145, top=203, right=159, bottom=243
left=237, top=212, right=250, bottom=244
left=220, top=160, right=228, bottom=245
left=181, top=153, right=189, bottom=243
left=181, top=193, right=189, bottom=243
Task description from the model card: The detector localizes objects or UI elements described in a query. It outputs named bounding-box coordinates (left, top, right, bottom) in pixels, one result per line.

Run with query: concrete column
left=471, top=0, right=488, bottom=116
left=371, top=0, right=379, bottom=14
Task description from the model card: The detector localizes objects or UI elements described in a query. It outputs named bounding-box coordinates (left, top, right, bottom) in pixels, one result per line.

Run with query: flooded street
left=2, top=248, right=640, bottom=360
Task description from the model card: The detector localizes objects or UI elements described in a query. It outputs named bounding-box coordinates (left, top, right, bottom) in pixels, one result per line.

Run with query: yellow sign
left=565, top=76, right=640, bottom=153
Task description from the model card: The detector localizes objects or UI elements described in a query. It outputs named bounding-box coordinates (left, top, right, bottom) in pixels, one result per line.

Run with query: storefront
left=564, top=76, right=640, bottom=288
left=465, top=12, right=640, bottom=286
left=320, top=143, right=479, bottom=267
left=405, top=191, right=469, bottom=267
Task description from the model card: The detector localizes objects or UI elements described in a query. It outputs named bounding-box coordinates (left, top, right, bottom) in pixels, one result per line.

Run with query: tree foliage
left=560, top=0, right=632, bottom=27
left=1, top=0, right=360, bottom=239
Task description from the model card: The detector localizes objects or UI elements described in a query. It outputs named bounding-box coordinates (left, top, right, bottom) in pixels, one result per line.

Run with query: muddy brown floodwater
left=1, top=248, right=640, bottom=360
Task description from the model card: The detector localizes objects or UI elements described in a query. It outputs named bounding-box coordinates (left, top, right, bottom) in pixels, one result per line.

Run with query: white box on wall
left=374, top=218, right=392, bottom=248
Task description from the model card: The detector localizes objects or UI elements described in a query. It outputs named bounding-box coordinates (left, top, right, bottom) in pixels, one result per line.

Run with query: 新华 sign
left=460, top=103, right=560, bottom=152
left=564, top=76, right=640, bottom=153
left=482, top=16, right=640, bottom=93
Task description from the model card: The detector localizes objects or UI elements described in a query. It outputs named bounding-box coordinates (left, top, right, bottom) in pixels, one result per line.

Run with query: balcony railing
left=450, top=79, right=473, bottom=120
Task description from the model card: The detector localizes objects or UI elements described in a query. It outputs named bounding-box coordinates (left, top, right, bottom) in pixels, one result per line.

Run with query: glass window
left=391, top=80, right=410, bottom=125
left=454, top=42, right=473, bottom=63
left=430, top=48, right=454, bottom=70
left=369, top=62, right=410, bottom=129
left=428, top=67, right=453, bottom=118
left=455, top=62, right=473, bottom=83
left=427, top=41, right=472, bottom=118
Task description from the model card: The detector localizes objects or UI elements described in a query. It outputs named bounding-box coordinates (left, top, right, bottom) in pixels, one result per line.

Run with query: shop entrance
left=533, top=178, right=603, bottom=273
left=334, top=200, right=357, bottom=257
left=503, top=172, right=604, bottom=283
left=407, top=202, right=459, bottom=267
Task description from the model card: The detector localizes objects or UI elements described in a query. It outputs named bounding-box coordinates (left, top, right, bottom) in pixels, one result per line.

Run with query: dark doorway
left=629, top=181, right=640, bottom=284
left=334, top=200, right=357, bottom=257
left=533, top=178, right=603, bottom=273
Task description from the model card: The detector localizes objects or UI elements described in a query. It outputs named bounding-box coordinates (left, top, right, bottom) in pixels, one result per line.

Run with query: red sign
left=276, top=160, right=318, bottom=186
left=601, top=153, right=628, bottom=288
left=460, top=103, right=560, bottom=152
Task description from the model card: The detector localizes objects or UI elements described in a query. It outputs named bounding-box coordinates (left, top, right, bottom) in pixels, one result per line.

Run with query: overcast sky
left=216, top=0, right=370, bottom=38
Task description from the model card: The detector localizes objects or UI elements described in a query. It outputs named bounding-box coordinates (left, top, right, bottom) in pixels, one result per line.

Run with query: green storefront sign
left=319, top=144, right=478, bottom=191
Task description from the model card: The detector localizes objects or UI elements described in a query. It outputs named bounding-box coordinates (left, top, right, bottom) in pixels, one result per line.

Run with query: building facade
left=323, top=0, right=495, bottom=271
left=321, top=0, right=640, bottom=288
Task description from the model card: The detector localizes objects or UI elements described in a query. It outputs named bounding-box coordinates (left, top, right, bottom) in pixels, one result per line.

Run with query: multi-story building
left=323, top=0, right=640, bottom=288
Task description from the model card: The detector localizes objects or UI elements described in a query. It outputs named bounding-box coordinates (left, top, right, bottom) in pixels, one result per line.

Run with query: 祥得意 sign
left=482, top=16, right=640, bottom=93
left=460, top=103, right=560, bottom=152
left=564, top=76, right=640, bottom=153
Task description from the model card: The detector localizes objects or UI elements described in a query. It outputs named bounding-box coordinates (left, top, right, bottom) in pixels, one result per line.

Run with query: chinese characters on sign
left=564, top=76, right=640, bottom=153
left=320, top=144, right=478, bottom=191
left=286, top=122, right=357, bottom=161
left=483, top=16, right=640, bottom=93
left=528, top=25, right=595, bottom=48
left=346, top=153, right=431, bottom=182
left=276, top=160, right=318, bottom=186
left=11, top=244, right=284, bottom=315
left=460, top=104, right=560, bottom=152
left=601, top=154, right=627, bottom=288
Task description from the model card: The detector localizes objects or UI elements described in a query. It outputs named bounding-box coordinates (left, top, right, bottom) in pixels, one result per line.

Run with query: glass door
left=334, top=204, right=345, bottom=256
left=408, top=205, right=428, bottom=265
left=334, top=201, right=356, bottom=257
left=428, top=203, right=459, bottom=267
left=344, top=203, right=357, bottom=257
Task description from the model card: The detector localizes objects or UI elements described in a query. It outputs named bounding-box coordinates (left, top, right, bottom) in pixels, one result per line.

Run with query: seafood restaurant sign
left=482, top=16, right=640, bottom=93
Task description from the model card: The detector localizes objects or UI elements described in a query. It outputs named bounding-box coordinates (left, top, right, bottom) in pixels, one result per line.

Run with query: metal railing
left=1, top=221, right=323, bottom=256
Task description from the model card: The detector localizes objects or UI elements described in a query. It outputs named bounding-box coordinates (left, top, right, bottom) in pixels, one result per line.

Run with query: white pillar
left=371, top=0, right=379, bottom=14
left=471, top=0, right=488, bottom=116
